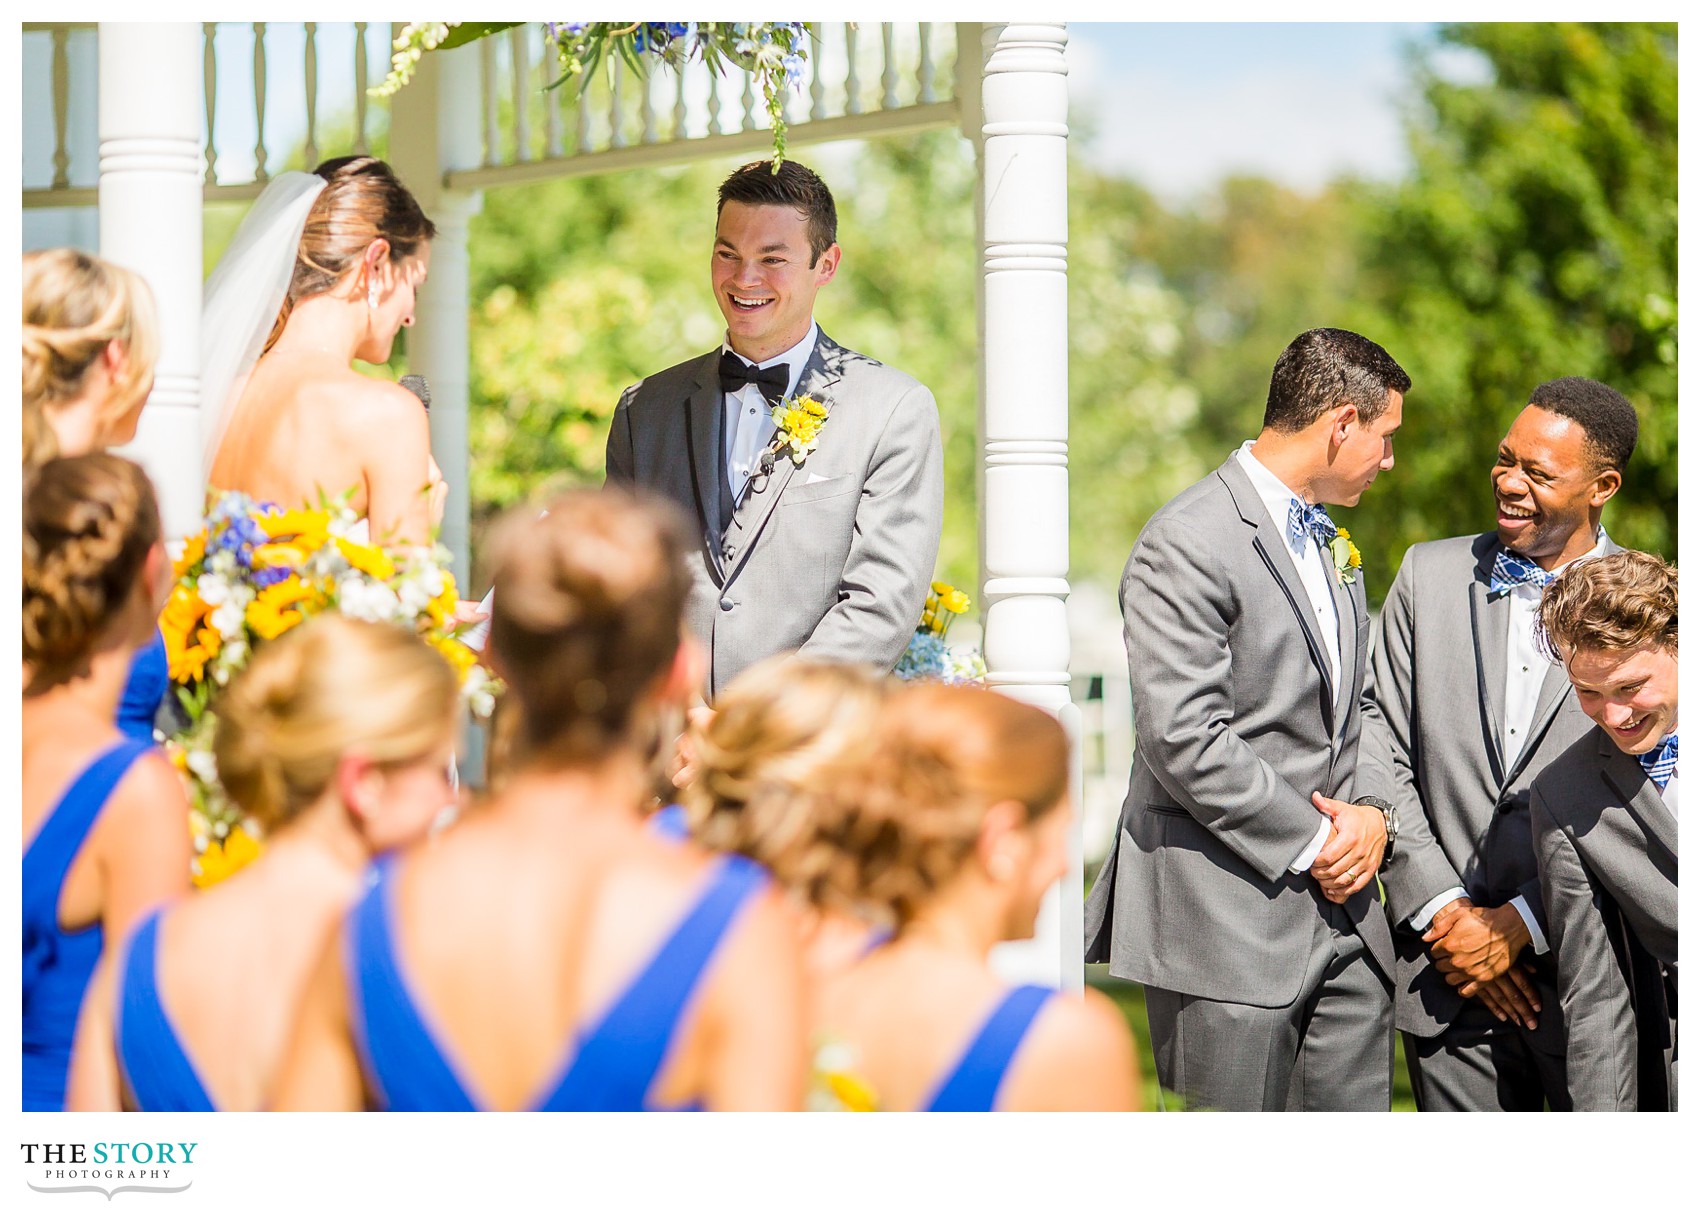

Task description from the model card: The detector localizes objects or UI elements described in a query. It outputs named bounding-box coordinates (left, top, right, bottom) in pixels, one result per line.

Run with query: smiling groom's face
left=711, top=201, right=839, bottom=364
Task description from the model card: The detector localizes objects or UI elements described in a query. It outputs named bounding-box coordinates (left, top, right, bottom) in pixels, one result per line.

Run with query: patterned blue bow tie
left=1639, top=733, right=1678, bottom=790
left=1488, top=549, right=1555, bottom=596
left=1286, top=497, right=1337, bottom=549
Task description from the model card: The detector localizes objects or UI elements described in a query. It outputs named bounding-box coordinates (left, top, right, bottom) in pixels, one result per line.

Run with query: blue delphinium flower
left=783, top=53, right=806, bottom=87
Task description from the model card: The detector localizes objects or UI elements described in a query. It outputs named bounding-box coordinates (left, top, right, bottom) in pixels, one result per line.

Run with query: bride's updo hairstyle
left=22, top=249, right=159, bottom=467
left=820, top=683, right=1070, bottom=929
left=213, top=615, right=459, bottom=831
left=22, top=453, right=160, bottom=691
left=263, top=155, right=437, bottom=353
left=682, top=656, right=892, bottom=895
left=485, top=487, right=693, bottom=766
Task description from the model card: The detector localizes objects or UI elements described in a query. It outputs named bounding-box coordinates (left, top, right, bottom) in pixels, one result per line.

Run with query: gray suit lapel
left=721, top=331, right=845, bottom=584
left=1468, top=578, right=1510, bottom=782
left=1217, top=458, right=1337, bottom=716
left=1600, top=734, right=1678, bottom=861
left=683, top=352, right=727, bottom=580
left=1503, top=663, right=1573, bottom=789
left=1329, top=559, right=1359, bottom=737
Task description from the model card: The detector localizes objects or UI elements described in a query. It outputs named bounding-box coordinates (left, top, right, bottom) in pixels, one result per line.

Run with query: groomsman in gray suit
left=605, top=159, right=943, bottom=697
left=1364, top=378, right=1638, bottom=1110
left=1532, top=551, right=1678, bottom=1111
left=1085, top=328, right=1407, bottom=1111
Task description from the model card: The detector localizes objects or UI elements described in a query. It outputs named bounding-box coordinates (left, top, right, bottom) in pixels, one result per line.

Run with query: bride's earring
left=366, top=280, right=379, bottom=310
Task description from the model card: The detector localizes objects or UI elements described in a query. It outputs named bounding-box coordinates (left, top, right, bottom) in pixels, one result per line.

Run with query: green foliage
left=1350, top=22, right=1677, bottom=581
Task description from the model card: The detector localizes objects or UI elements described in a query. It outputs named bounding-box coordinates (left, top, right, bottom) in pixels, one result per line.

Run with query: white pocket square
left=804, top=471, right=834, bottom=485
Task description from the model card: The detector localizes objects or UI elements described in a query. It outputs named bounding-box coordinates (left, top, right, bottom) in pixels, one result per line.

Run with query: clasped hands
left=1422, top=897, right=1540, bottom=1030
left=1306, top=793, right=1385, bottom=904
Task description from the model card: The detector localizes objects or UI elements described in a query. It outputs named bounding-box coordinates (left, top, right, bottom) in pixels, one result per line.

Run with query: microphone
left=398, top=374, right=430, bottom=412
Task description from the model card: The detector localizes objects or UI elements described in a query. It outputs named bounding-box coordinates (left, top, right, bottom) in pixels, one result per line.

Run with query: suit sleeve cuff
left=1408, top=886, right=1467, bottom=931
left=1510, top=894, right=1549, bottom=955
left=1288, top=819, right=1333, bottom=874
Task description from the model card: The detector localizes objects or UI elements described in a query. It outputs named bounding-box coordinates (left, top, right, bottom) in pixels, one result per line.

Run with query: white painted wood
left=99, top=22, right=204, bottom=540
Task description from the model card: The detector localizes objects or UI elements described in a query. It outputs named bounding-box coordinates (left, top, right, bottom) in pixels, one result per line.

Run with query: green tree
left=1349, top=22, right=1677, bottom=584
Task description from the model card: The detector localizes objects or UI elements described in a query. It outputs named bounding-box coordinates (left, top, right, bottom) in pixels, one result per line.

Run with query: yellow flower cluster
left=770, top=393, right=829, bottom=463
left=919, top=579, right=972, bottom=638
left=192, top=823, right=263, bottom=889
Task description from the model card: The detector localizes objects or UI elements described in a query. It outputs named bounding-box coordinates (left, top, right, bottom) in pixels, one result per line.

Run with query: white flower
left=197, top=572, right=232, bottom=606
left=395, top=572, right=436, bottom=616
left=337, top=574, right=402, bottom=623
left=209, top=599, right=247, bottom=640
left=207, top=549, right=239, bottom=578
left=462, top=665, right=496, bottom=720
left=186, top=748, right=219, bottom=785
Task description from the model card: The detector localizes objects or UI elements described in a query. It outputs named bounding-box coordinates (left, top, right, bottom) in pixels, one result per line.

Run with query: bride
left=203, top=156, right=445, bottom=545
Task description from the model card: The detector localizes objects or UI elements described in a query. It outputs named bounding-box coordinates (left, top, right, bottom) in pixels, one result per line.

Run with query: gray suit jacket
left=1531, top=729, right=1678, bottom=1110
left=1084, top=455, right=1396, bottom=1006
left=1364, top=532, right=1619, bottom=1038
left=605, top=330, right=943, bottom=697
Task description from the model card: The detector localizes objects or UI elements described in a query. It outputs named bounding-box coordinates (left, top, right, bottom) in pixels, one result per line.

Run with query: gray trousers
left=1403, top=974, right=1571, bottom=1112
left=1145, top=900, right=1393, bottom=1111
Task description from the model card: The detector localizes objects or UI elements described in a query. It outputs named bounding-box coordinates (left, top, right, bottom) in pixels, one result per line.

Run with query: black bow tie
left=718, top=350, right=789, bottom=406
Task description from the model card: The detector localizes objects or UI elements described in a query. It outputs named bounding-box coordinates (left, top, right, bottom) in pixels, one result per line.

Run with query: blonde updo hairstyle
left=823, top=683, right=1070, bottom=930
left=213, top=615, right=460, bottom=832
left=264, top=156, right=437, bottom=355
left=681, top=656, right=893, bottom=896
left=485, top=487, right=694, bottom=767
left=22, top=249, right=160, bottom=467
left=23, top=453, right=161, bottom=693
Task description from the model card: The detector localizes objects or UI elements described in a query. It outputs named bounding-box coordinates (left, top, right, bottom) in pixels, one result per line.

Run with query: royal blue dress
left=22, top=738, right=150, bottom=1110
left=921, top=984, right=1054, bottom=1112
left=348, top=851, right=767, bottom=1111
left=113, top=910, right=216, bottom=1111
left=646, top=803, right=689, bottom=841
left=117, top=630, right=169, bottom=743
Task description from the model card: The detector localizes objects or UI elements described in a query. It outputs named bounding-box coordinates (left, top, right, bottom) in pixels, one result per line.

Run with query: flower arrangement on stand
left=161, top=492, right=497, bottom=886
left=377, top=22, right=817, bottom=163
left=894, top=581, right=987, bottom=685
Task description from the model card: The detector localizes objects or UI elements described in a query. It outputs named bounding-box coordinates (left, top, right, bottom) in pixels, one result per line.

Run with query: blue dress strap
left=117, top=629, right=169, bottom=743
left=114, top=910, right=215, bottom=1112
left=922, top=984, right=1055, bottom=1112
left=21, top=737, right=151, bottom=1111
left=345, top=856, right=477, bottom=1112
left=541, top=853, right=768, bottom=1111
left=646, top=803, right=689, bottom=842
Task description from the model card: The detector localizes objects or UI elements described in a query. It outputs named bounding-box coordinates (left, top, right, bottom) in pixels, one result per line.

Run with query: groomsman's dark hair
left=1528, top=376, right=1640, bottom=473
left=1262, top=327, right=1411, bottom=433
left=718, top=160, right=838, bottom=266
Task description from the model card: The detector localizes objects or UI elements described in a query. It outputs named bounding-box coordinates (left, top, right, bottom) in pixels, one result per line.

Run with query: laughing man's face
left=711, top=201, right=838, bottom=364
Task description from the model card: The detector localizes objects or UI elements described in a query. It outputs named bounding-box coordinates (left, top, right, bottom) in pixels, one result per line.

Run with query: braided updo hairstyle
left=213, top=615, right=459, bottom=832
left=22, top=453, right=161, bottom=691
left=682, top=656, right=893, bottom=901
left=810, top=683, right=1070, bottom=930
left=484, top=487, right=693, bottom=767
left=263, top=156, right=437, bottom=355
left=22, top=249, right=159, bottom=467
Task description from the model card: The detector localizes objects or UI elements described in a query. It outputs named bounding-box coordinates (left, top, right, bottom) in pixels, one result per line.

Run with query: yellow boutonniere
left=769, top=393, right=830, bottom=465
left=1328, top=528, right=1363, bottom=585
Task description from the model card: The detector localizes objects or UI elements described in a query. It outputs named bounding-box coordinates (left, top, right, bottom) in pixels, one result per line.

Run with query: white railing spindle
left=251, top=22, right=268, bottom=182
left=509, top=26, right=530, bottom=162
left=303, top=22, right=318, bottom=166
left=353, top=22, right=369, bottom=153
left=50, top=27, right=72, bottom=188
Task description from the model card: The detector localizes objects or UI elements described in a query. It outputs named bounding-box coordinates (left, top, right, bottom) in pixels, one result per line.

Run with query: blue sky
left=1065, top=22, right=1481, bottom=200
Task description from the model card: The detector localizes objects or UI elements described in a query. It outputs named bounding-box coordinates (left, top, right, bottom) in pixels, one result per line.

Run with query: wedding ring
left=1344, top=868, right=1358, bottom=882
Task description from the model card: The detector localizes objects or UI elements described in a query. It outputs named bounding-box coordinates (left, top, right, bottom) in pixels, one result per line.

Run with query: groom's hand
left=1308, top=793, right=1385, bottom=902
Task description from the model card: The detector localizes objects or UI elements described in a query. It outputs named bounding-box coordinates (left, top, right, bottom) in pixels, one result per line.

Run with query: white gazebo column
left=975, top=23, right=1079, bottom=991
left=387, top=38, right=484, bottom=592
left=99, top=23, right=203, bottom=540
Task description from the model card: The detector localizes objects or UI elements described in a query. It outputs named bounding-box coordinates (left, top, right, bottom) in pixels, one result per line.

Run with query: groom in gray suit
left=605, top=160, right=943, bottom=697
left=1085, top=328, right=1407, bottom=1111
left=1532, top=550, right=1678, bottom=1110
left=1364, top=378, right=1638, bottom=1111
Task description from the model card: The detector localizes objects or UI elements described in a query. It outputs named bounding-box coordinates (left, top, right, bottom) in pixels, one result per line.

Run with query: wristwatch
left=1353, top=795, right=1398, bottom=868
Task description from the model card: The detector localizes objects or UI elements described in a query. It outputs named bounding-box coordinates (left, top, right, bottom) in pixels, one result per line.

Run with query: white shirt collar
left=1234, top=441, right=1309, bottom=543
left=720, top=319, right=819, bottom=400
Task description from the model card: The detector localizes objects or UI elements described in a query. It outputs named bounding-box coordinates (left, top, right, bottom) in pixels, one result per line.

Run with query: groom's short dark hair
left=1262, top=327, right=1412, bottom=433
left=718, top=160, right=838, bottom=266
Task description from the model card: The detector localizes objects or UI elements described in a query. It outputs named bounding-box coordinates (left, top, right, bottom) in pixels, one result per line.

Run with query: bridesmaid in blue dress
left=274, top=490, right=808, bottom=1111
left=23, top=248, right=170, bottom=742
left=804, top=684, right=1143, bottom=1111
left=22, top=455, right=191, bottom=1111
left=66, top=616, right=461, bottom=1111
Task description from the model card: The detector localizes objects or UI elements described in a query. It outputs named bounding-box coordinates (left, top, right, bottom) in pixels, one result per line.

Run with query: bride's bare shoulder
left=311, top=372, right=427, bottom=437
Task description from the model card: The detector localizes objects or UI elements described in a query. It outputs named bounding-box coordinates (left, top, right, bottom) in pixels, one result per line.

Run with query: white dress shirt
left=721, top=320, right=817, bottom=506
left=1407, top=532, right=1611, bottom=941
left=1231, top=442, right=1340, bottom=873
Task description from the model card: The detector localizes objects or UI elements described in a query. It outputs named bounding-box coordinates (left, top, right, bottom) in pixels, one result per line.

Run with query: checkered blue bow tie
left=1639, top=733, right=1678, bottom=790
left=1286, top=497, right=1337, bottom=549
left=1488, top=549, right=1555, bottom=595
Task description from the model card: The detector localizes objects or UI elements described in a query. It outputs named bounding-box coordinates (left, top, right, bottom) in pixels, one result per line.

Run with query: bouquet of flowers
left=161, top=491, right=496, bottom=885
left=894, top=581, right=987, bottom=685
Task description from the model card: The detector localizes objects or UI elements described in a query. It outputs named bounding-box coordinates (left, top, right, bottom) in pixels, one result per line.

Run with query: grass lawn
left=1086, top=965, right=1419, bottom=1112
